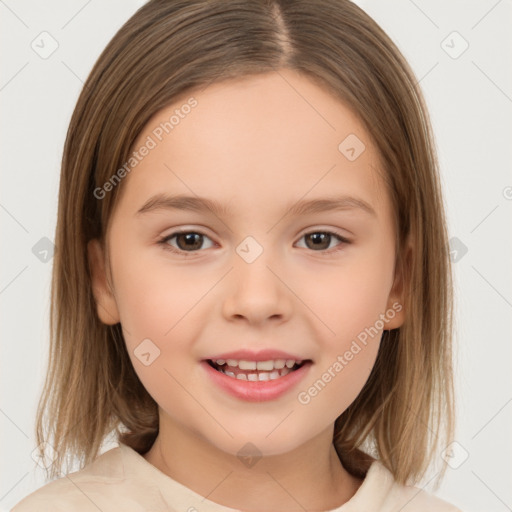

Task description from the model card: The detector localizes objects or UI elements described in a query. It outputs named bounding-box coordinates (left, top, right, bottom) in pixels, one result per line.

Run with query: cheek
left=112, top=243, right=202, bottom=335
left=297, top=345, right=379, bottom=426
left=112, top=251, right=216, bottom=392
left=113, top=257, right=205, bottom=415
left=293, top=251, right=392, bottom=412
left=301, top=249, right=394, bottom=339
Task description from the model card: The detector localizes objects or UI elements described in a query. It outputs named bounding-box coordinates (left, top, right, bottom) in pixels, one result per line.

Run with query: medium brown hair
left=35, top=0, right=455, bottom=488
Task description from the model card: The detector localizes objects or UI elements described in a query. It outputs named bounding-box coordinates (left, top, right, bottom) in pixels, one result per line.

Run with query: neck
left=142, top=411, right=363, bottom=511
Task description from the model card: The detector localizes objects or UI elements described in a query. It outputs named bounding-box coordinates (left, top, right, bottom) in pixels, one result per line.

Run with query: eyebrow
left=135, top=193, right=376, bottom=218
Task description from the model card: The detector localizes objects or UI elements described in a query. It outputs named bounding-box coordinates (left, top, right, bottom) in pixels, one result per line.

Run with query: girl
left=13, top=0, right=461, bottom=510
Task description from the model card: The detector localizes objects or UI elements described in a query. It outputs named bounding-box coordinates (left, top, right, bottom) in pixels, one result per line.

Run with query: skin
left=88, top=69, right=407, bottom=511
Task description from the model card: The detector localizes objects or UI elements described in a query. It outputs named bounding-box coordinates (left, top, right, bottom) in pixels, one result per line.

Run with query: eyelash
left=157, top=229, right=351, bottom=256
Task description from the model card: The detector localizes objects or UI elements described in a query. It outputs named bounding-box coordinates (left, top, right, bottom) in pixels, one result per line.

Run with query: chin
left=199, top=422, right=320, bottom=460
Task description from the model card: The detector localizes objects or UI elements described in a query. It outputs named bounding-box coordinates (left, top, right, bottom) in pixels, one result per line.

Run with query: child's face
left=89, top=69, right=405, bottom=457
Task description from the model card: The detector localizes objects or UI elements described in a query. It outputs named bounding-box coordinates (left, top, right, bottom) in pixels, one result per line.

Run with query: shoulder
left=353, top=460, right=464, bottom=512
left=11, top=446, right=127, bottom=512
left=383, top=482, right=463, bottom=512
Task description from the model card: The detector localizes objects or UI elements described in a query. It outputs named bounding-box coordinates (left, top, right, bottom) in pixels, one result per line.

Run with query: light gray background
left=1, top=1, right=511, bottom=511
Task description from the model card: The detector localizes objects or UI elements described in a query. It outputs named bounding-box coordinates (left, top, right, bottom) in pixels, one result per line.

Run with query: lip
left=201, top=359, right=313, bottom=402
left=204, top=349, right=307, bottom=362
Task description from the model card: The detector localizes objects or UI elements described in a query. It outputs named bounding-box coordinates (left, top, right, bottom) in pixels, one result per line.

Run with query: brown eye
left=305, top=232, right=331, bottom=250
left=296, top=231, right=350, bottom=253
left=174, top=233, right=204, bottom=251
left=159, top=231, right=214, bottom=253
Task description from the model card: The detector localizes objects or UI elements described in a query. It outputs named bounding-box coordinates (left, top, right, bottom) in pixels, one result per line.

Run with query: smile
left=202, top=358, right=313, bottom=402
left=207, top=358, right=306, bottom=381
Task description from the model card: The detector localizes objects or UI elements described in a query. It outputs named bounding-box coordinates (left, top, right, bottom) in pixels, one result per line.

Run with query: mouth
left=206, top=358, right=311, bottom=381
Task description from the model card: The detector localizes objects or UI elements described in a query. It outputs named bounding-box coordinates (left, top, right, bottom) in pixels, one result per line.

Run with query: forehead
left=116, top=70, right=388, bottom=219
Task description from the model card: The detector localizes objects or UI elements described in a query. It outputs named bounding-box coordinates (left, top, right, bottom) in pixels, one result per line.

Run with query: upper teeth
left=215, top=359, right=301, bottom=370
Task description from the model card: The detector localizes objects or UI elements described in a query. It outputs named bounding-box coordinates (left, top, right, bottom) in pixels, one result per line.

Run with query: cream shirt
left=12, top=442, right=462, bottom=511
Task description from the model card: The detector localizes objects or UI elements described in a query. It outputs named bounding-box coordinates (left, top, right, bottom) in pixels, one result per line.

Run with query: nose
left=221, top=247, right=293, bottom=326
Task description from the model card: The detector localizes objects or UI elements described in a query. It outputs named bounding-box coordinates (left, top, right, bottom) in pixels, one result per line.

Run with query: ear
left=87, top=238, right=120, bottom=325
left=384, top=238, right=412, bottom=330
